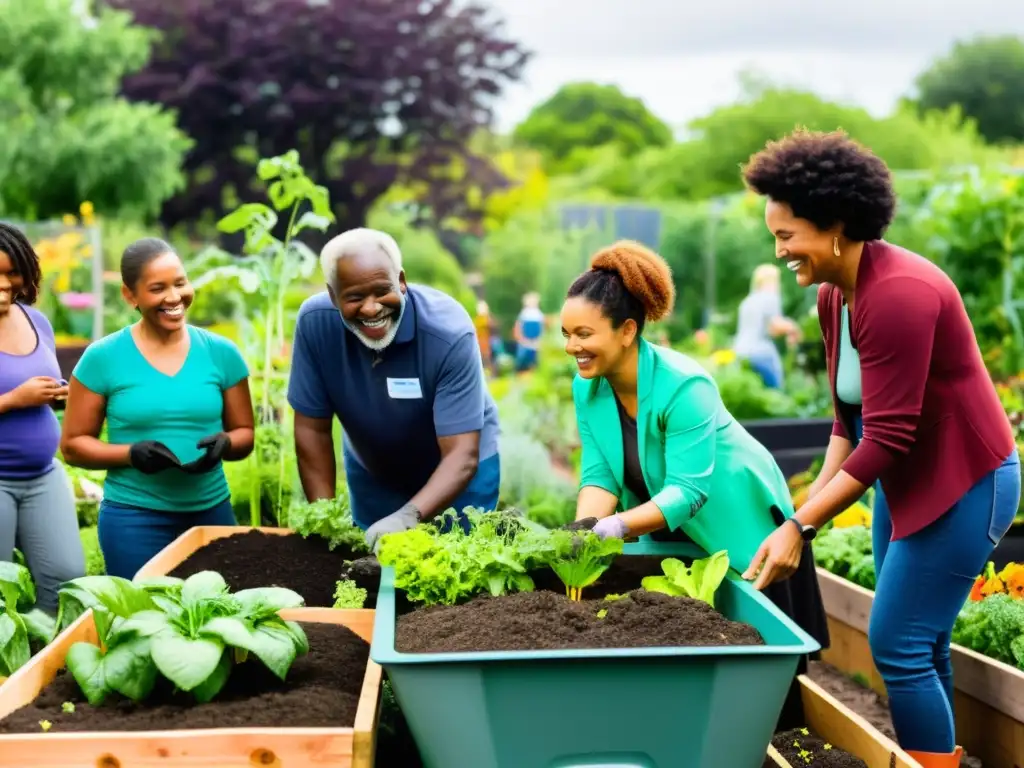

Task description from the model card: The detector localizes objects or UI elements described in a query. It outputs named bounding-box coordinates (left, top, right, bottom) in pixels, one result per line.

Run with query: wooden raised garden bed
left=816, top=566, right=1024, bottom=768
left=135, top=525, right=379, bottom=608
left=765, top=675, right=920, bottom=767
left=0, top=606, right=382, bottom=768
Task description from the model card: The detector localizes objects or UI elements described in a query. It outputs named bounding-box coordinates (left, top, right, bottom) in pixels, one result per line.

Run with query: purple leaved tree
left=108, top=0, right=529, bottom=255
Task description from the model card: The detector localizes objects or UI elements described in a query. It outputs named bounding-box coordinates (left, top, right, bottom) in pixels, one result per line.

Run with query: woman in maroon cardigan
left=739, top=129, right=1020, bottom=767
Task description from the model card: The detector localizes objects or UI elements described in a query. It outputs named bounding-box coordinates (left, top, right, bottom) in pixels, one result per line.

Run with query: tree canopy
left=0, top=0, right=190, bottom=221
left=109, top=0, right=530, bottom=232
left=910, top=35, right=1024, bottom=145
left=513, top=82, right=673, bottom=173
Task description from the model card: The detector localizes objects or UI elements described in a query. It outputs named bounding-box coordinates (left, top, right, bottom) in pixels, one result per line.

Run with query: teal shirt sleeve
left=573, top=379, right=619, bottom=496
left=650, top=376, right=718, bottom=531
left=71, top=337, right=111, bottom=396
left=207, top=334, right=249, bottom=390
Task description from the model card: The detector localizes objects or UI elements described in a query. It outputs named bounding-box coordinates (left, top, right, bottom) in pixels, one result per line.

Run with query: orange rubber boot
left=905, top=748, right=961, bottom=768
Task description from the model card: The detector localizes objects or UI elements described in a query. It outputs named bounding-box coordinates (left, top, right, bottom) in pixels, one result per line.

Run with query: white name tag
left=386, top=377, right=423, bottom=399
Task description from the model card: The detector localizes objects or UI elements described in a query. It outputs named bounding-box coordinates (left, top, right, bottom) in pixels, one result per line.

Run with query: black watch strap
left=787, top=517, right=817, bottom=541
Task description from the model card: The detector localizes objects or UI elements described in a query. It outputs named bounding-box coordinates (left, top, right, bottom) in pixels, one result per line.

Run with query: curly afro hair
left=0, top=223, right=42, bottom=305
left=742, top=129, right=897, bottom=242
left=566, top=240, right=675, bottom=335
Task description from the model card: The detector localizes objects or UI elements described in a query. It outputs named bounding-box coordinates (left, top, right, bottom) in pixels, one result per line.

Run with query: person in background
left=473, top=299, right=496, bottom=376
left=287, top=228, right=501, bottom=553
left=562, top=240, right=828, bottom=728
left=741, top=129, right=1020, bottom=767
left=0, top=223, right=83, bottom=613
left=61, top=238, right=255, bottom=580
left=733, top=263, right=802, bottom=389
left=513, top=291, right=545, bottom=373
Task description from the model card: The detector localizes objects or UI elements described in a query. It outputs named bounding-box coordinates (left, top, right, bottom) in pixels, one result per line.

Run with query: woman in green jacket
left=561, top=241, right=829, bottom=711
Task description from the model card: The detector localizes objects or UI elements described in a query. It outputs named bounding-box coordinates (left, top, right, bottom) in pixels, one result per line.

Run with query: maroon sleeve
left=841, top=278, right=941, bottom=486
left=817, top=285, right=848, bottom=440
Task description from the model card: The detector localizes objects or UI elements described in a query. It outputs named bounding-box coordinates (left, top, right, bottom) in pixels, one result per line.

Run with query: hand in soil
left=768, top=728, right=867, bottom=768
left=561, top=517, right=598, bottom=532
left=339, top=556, right=382, bottom=587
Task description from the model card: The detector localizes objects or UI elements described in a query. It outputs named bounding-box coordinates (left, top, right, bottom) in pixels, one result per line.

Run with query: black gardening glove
left=181, top=433, right=232, bottom=475
left=129, top=441, right=183, bottom=475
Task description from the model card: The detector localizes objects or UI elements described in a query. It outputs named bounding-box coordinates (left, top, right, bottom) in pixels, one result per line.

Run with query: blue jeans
left=854, top=417, right=1021, bottom=751
left=747, top=350, right=783, bottom=389
left=345, top=452, right=501, bottom=532
left=514, top=346, right=538, bottom=372
left=98, top=497, right=236, bottom=580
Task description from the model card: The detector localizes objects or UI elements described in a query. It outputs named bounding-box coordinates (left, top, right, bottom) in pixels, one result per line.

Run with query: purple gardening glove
left=592, top=515, right=629, bottom=540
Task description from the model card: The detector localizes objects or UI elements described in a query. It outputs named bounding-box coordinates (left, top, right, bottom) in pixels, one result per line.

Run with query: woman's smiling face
left=560, top=296, right=637, bottom=379
left=765, top=199, right=843, bottom=288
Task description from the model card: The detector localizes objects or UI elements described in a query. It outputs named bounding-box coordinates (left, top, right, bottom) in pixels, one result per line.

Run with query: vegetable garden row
left=1, top=503, right=932, bottom=768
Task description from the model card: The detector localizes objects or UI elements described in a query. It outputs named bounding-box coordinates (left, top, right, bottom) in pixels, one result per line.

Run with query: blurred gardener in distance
left=287, top=228, right=501, bottom=552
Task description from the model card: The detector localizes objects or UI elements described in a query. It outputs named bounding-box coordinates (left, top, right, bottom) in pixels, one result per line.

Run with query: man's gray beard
left=345, top=317, right=400, bottom=351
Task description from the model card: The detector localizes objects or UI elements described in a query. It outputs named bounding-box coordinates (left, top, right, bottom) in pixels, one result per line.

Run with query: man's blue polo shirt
left=287, top=285, right=500, bottom=498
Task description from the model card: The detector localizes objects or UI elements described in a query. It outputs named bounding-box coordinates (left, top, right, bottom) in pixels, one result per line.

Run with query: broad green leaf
left=118, top=610, right=173, bottom=638
left=21, top=608, right=56, bottom=645
left=201, top=617, right=255, bottom=650
left=66, top=642, right=109, bottom=706
left=136, top=576, right=184, bottom=591
left=191, top=650, right=231, bottom=703
left=256, top=158, right=282, bottom=181
left=641, top=575, right=685, bottom=596
left=60, top=576, right=157, bottom=619
left=283, top=621, right=309, bottom=656
left=693, top=551, right=731, bottom=605
left=234, top=587, right=304, bottom=619
left=181, top=572, right=229, bottom=607
left=0, top=612, right=29, bottom=674
left=248, top=623, right=298, bottom=680
left=268, top=180, right=294, bottom=210
left=151, top=635, right=225, bottom=691
left=0, top=561, right=35, bottom=608
left=217, top=203, right=276, bottom=234
left=0, top=613, right=16, bottom=650
left=292, top=211, right=332, bottom=234
left=103, top=635, right=157, bottom=702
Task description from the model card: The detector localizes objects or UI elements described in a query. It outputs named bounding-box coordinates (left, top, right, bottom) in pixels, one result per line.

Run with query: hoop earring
left=833, top=237, right=841, bottom=257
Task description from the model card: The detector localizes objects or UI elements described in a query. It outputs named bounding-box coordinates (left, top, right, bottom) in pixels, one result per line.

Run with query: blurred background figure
left=474, top=299, right=501, bottom=376
left=732, top=263, right=801, bottom=389
left=513, top=291, right=545, bottom=373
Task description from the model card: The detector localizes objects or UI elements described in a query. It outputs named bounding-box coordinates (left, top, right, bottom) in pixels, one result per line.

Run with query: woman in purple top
left=0, top=223, right=85, bottom=613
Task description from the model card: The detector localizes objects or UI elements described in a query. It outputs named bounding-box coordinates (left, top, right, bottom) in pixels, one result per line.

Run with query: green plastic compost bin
left=370, top=540, right=820, bottom=768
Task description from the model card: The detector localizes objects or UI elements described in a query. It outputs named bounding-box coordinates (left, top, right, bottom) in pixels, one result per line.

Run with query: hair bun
left=589, top=240, right=675, bottom=322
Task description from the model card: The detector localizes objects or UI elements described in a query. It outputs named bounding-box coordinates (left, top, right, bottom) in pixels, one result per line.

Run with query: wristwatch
left=786, top=517, right=817, bottom=542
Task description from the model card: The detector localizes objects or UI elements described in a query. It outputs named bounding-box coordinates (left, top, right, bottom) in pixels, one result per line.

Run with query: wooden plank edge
left=0, top=608, right=380, bottom=753
left=798, top=675, right=921, bottom=768
left=766, top=744, right=793, bottom=767
left=817, top=566, right=1024, bottom=723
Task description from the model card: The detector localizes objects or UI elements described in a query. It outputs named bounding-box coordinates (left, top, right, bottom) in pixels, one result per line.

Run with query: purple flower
left=60, top=292, right=95, bottom=310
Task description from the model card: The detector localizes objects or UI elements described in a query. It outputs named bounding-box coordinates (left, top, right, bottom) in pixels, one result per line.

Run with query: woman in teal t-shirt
left=61, top=238, right=255, bottom=579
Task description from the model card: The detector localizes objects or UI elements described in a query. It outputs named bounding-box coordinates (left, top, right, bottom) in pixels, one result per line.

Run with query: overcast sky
left=486, top=0, right=1024, bottom=132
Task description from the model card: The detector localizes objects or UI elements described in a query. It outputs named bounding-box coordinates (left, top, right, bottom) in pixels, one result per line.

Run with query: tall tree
left=910, top=35, right=1024, bottom=144
left=0, top=0, right=190, bottom=221
left=513, top=82, right=673, bottom=173
left=107, top=0, right=529, bottom=236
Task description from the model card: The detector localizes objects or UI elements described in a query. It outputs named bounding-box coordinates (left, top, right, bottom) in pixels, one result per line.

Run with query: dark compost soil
left=763, top=728, right=867, bottom=768
left=396, top=589, right=765, bottom=653
left=807, top=662, right=981, bottom=768
left=166, top=529, right=378, bottom=608
left=0, top=623, right=368, bottom=734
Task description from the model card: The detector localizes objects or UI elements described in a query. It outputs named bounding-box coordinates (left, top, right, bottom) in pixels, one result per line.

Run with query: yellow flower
left=79, top=201, right=94, bottom=218
left=710, top=348, right=737, bottom=366
left=62, top=214, right=77, bottom=226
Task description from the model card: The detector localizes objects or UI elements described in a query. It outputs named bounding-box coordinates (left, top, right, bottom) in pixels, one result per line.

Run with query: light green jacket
left=572, top=340, right=794, bottom=572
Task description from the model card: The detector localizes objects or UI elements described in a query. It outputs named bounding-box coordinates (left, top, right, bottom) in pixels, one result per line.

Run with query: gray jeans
left=0, top=463, right=85, bottom=613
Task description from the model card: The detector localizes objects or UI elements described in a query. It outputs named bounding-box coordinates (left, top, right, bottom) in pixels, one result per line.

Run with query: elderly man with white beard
left=287, top=228, right=501, bottom=551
